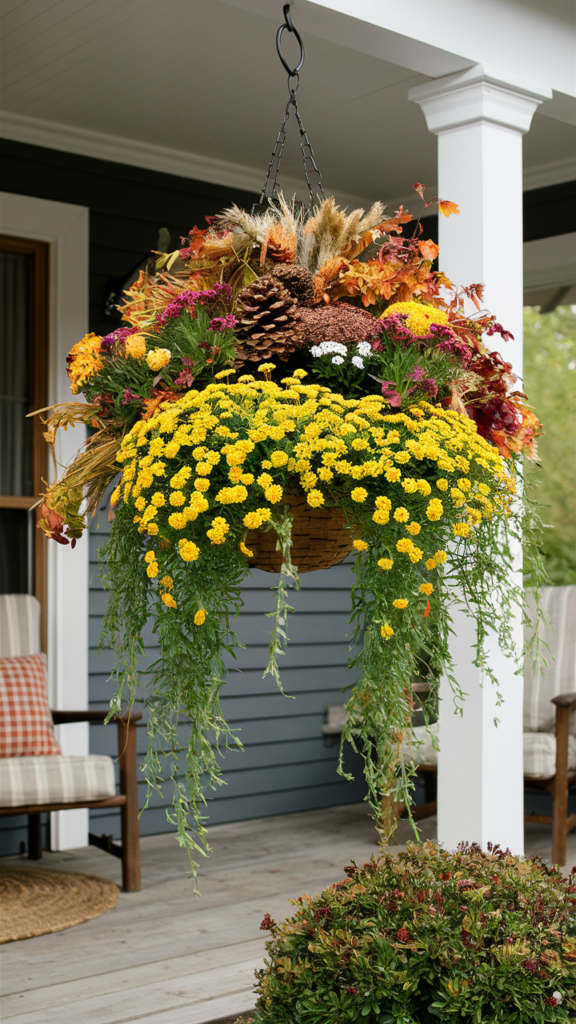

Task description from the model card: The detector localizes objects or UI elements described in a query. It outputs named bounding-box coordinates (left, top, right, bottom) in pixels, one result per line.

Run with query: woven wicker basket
left=246, top=491, right=353, bottom=574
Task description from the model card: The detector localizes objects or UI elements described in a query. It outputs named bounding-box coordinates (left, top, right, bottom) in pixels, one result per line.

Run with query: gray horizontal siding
left=88, top=504, right=366, bottom=841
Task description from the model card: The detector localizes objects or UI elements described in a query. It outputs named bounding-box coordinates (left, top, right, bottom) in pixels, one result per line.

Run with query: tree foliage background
left=523, top=304, right=576, bottom=586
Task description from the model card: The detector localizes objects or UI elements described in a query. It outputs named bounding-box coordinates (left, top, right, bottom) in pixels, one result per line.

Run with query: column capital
left=409, top=65, right=551, bottom=135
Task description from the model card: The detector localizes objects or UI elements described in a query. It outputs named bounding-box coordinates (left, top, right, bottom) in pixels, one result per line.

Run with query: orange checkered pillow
left=0, top=653, right=61, bottom=757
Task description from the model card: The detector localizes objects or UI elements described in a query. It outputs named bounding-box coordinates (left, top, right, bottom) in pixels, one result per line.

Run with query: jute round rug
left=0, top=869, right=119, bottom=943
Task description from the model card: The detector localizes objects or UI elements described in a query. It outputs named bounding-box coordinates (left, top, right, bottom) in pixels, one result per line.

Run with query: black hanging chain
left=254, top=4, right=326, bottom=212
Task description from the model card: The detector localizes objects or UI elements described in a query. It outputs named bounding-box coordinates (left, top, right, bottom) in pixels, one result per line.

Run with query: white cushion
left=524, top=586, right=576, bottom=734
left=524, top=732, right=576, bottom=781
left=0, top=755, right=116, bottom=807
left=401, top=725, right=576, bottom=781
left=0, top=595, right=41, bottom=658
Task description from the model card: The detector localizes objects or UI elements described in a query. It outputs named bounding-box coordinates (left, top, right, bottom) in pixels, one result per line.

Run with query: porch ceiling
left=1, top=0, right=575, bottom=208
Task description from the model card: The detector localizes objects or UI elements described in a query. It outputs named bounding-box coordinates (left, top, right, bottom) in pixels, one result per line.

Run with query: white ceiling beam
left=220, top=0, right=576, bottom=123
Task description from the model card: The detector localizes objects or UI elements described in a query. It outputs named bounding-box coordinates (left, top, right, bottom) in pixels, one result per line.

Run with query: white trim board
left=0, top=191, right=90, bottom=851
left=2, top=110, right=573, bottom=210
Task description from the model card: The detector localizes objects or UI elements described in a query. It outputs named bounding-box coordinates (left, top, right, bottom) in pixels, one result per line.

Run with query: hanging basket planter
left=246, top=491, right=353, bottom=573
left=32, top=3, right=545, bottom=887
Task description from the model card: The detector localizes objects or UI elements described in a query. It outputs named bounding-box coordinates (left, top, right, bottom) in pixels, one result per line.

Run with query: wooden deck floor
left=1, top=806, right=574, bottom=1024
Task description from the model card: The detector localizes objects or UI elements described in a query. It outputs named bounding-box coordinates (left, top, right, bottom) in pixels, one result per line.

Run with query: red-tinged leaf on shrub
left=424, top=601, right=431, bottom=618
left=438, top=199, right=460, bottom=217
left=418, top=239, right=439, bottom=262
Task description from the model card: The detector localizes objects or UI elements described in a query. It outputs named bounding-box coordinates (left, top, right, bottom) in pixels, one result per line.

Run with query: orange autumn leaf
left=424, top=600, right=431, bottom=618
left=438, top=199, right=460, bottom=218
left=418, top=239, right=439, bottom=262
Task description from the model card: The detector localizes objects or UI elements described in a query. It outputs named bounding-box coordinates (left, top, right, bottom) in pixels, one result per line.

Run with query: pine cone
left=272, top=265, right=315, bottom=306
left=298, top=303, right=381, bottom=348
left=234, top=275, right=303, bottom=364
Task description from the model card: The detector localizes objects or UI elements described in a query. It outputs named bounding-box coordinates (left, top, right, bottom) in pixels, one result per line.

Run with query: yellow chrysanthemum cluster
left=383, top=302, right=450, bottom=337
left=114, top=381, right=511, bottom=613
left=67, top=333, right=104, bottom=394
left=125, top=334, right=147, bottom=360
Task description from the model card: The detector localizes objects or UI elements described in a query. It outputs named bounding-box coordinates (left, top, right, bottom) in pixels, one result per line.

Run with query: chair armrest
left=51, top=707, right=143, bottom=725
left=551, top=692, right=576, bottom=709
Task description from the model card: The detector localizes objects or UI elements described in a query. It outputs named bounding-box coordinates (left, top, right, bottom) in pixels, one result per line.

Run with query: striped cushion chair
left=0, top=594, right=141, bottom=891
left=524, top=585, right=576, bottom=866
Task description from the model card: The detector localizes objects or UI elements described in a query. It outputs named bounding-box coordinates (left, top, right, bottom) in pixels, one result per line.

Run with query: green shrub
left=252, top=842, right=576, bottom=1023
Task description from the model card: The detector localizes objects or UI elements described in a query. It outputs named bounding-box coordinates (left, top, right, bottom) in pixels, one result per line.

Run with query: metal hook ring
left=276, top=9, right=305, bottom=77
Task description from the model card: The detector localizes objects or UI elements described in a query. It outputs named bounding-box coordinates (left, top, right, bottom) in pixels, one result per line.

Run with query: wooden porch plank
left=2, top=958, right=261, bottom=1024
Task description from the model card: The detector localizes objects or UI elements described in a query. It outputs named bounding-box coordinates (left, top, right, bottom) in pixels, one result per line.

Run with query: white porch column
left=409, top=67, right=550, bottom=854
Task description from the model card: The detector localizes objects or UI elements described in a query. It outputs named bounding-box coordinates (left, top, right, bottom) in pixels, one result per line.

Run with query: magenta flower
left=208, top=314, right=236, bottom=332
left=121, top=388, right=141, bottom=405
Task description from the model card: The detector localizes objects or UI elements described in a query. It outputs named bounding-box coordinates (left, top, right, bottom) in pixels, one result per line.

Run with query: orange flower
left=438, top=200, right=460, bottom=218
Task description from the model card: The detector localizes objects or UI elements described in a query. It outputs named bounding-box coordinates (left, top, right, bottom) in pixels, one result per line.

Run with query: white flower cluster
left=351, top=355, right=364, bottom=369
left=310, top=341, right=348, bottom=359
left=356, top=341, right=372, bottom=357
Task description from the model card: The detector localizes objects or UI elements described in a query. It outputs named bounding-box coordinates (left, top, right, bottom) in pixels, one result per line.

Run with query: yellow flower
left=146, top=348, right=171, bottom=371
left=393, top=599, right=408, bottom=609
left=240, top=473, right=254, bottom=485
left=382, top=301, right=449, bottom=337
left=169, top=490, right=186, bottom=506
left=406, top=521, right=421, bottom=535
left=261, top=460, right=272, bottom=469
left=434, top=550, right=448, bottom=564
left=458, top=478, right=471, bottom=492
left=194, top=609, right=206, bottom=624
left=373, top=510, right=390, bottom=524
left=318, top=467, right=333, bottom=482
left=307, top=490, right=325, bottom=508
left=416, top=479, right=432, bottom=497
left=436, top=478, right=449, bottom=491
left=385, top=467, right=402, bottom=483
left=207, top=516, right=230, bottom=544
left=426, top=498, right=443, bottom=521
left=380, top=623, right=394, bottom=640
left=110, top=485, right=121, bottom=506
left=265, top=485, right=283, bottom=504
left=144, top=551, right=156, bottom=563
left=419, top=582, right=434, bottom=596
left=215, top=369, right=236, bottom=379
left=161, top=593, right=177, bottom=609
left=160, top=575, right=174, bottom=590
left=135, top=496, right=146, bottom=512
left=239, top=541, right=254, bottom=558
left=292, top=368, right=308, bottom=378
left=396, top=538, right=413, bottom=553
left=146, top=561, right=159, bottom=578
left=216, top=485, right=248, bottom=504
left=257, top=473, right=273, bottom=489
left=151, top=492, right=166, bottom=507
left=125, top=334, right=147, bottom=360
left=168, top=512, right=186, bottom=529
left=351, top=487, right=368, bottom=502
left=67, top=333, right=104, bottom=393
left=270, top=450, right=289, bottom=467
left=243, top=508, right=272, bottom=529
left=394, top=507, right=409, bottom=523
left=179, top=539, right=200, bottom=561
left=408, top=546, right=423, bottom=563
left=194, top=478, right=210, bottom=492
left=425, top=558, right=437, bottom=571
left=451, top=488, right=465, bottom=506
left=353, top=539, right=368, bottom=552
left=375, top=495, right=392, bottom=511
left=378, top=558, right=393, bottom=570
left=258, top=363, right=276, bottom=373
left=453, top=522, right=471, bottom=537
